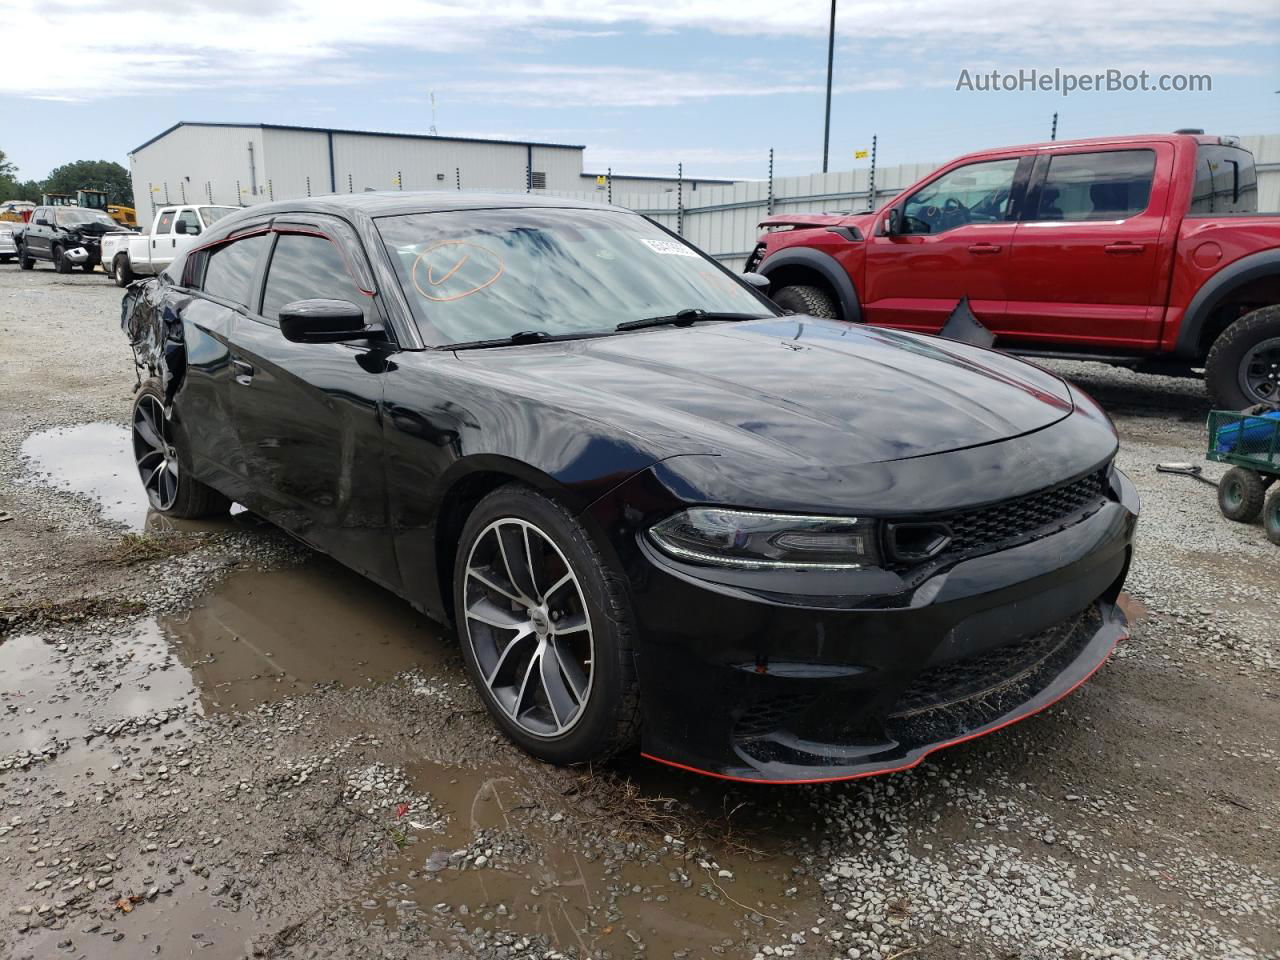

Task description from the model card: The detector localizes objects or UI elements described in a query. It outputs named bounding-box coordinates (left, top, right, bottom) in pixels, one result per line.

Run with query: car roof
left=233, top=191, right=628, bottom=220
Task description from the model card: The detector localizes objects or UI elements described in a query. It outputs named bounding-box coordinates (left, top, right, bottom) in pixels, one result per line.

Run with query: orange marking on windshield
left=412, top=240, right=505, bottom=303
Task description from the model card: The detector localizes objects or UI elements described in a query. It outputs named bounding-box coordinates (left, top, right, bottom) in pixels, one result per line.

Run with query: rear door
left=862, top=154, right=1031, bottom=332
left=226, top=218, right=398, bottom=588
left=1002, top=144, right=1174, bottom=349
left=171, top=225, right=273, bottom=501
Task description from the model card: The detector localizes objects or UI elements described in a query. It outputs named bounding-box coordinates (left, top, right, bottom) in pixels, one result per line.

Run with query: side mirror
left=279, top=299, right=385, bottom=344
left=881, top=208, right=902, bottom=236
left=174, top=220, right=187, bottom=234
left=741, top=271, right=770, bottom=293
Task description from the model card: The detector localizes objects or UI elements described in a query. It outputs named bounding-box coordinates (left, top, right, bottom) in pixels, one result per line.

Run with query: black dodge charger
left=122, top=192, right=1139, bottom=784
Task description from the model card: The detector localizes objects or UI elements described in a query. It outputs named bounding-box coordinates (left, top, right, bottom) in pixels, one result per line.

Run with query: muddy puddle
left=19, top=422, right=252, bottom=532
left=359, top=759, right=821, bottom=958
left=159, top=557, right=453, bottom=713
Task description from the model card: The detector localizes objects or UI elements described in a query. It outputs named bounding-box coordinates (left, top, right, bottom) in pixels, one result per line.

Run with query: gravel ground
left=0, top=265, right=1275, bottom=960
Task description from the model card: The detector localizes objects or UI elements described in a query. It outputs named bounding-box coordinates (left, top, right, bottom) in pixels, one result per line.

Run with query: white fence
left=537, top=133, right=1280, bottom=271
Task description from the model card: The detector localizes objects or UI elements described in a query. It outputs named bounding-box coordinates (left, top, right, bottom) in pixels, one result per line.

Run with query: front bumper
left=596, top=466, right=1139, bottom=783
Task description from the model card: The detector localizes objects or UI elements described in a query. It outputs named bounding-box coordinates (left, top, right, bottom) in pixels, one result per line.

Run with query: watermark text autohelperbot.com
left=956, top=68, right=1212, bottom=96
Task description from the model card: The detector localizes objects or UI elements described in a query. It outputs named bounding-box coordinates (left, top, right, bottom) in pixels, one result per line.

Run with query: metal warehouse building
left=128, top=121, right=730, bottom=220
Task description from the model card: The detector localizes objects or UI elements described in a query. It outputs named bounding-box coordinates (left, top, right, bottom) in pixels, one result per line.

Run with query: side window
left=260, top=233, right=369, bottom=323
left=201, top=234, right=268, bottom=308
left=1034, top=150, right=1155, bottom=222
left=1189, top=146, right=1258, bottom=215
left=902, top=158, right=1021, bottom=235
left=155, top=209, right=176, bottom=234
left=175, top=210, right=201, bottom=236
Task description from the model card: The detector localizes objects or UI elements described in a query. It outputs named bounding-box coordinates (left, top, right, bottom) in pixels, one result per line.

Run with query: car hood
left=453, top=317, right=1074, bottom=466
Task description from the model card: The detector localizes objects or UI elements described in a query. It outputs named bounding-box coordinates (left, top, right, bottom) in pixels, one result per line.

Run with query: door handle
left=1104, top=242, right=1145, bottom=254
left=967, top=243, right=1003, bottom=254
left=232, top=359, right=255, bottom=385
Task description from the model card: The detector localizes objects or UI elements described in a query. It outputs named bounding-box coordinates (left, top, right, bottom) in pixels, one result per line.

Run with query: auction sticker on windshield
left=640, top=238, right=699, bottom=257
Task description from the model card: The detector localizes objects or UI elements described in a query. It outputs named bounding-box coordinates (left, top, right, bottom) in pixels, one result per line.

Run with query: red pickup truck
left=747, top=133, right=1280, bottom=408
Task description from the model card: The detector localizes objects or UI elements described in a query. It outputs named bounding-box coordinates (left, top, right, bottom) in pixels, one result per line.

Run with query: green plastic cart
left=1207, top=410, right=1280, bottom=545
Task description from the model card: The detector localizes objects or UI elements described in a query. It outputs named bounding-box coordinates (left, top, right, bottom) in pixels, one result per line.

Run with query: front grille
left=893, top=469, right=1110, bottom=568
left=733, top=691, right=817, bottom=740
left=887, top=605, right=1103, bottom=747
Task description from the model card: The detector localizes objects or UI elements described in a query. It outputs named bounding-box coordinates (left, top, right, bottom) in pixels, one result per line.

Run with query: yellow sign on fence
left=854, top=149, right=869, bottom=159
left=596, top=175, right=607, bottom=186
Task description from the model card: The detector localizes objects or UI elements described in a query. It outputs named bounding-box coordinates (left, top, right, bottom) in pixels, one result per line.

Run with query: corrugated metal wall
left=543, top=137, right=1280, bottom=271
left=129, top=125, right=590, bottom=219
left=129, top=125, right=267, bottom=221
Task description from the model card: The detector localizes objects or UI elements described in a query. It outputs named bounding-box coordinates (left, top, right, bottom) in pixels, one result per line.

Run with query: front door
left=1001, top=145, right=1173, bottom=350
left=226, top=224, right=398, bottom=589
left=862, top=155, right=1029, bottom=333
left=150, top=208, right=176, bottom=270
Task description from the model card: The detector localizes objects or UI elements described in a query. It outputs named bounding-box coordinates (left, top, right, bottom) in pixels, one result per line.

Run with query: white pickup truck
left=102, top=204, right=240, bottom=286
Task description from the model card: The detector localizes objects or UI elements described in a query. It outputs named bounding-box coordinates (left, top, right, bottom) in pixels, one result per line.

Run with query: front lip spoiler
left=641, top=600, right=1127, bottom=785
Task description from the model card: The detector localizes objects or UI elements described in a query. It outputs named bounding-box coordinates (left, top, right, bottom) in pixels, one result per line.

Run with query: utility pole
left=822, top=0, right=837, bottom=173
left=1050, top=112, right=1058, bottom=141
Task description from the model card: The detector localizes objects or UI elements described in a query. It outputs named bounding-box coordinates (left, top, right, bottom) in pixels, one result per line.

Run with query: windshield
left=376, top=207, right=775, bottom=346
left=199, top=206, right=238, bottom=227
left=54, top=208, right=116, bottom=227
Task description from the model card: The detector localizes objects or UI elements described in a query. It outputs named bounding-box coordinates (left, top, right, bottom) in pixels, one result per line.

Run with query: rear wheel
left=1218, top=467, right=1265, bottom=523
left=113, top=254, right=134, bottom=288
left=0, top=255, right=12, bottom=263
left=131, top=381, right=230, bottom=519
left=770, top=283, right=839, bottom=319
left=1205, top=305, right=1280, bottom=409
left=1264, top=488, right=1280, bottom=545
left=453, top=485, right=640, bottom=765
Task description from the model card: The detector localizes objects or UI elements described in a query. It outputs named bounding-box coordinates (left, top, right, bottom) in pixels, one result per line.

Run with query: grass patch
left=105, top=532, right=207, bottom=566
left=0, top=595, right=147, bottom=636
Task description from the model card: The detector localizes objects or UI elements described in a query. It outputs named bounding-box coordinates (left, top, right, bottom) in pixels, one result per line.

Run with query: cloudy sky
left=2, top=0, right=1277, bottom=182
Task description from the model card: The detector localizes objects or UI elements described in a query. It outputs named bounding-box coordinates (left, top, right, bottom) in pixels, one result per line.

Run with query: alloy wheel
left=1239, top=336, right=1280, bottom=404
left=132, top=394, right=179, bottom=510
left=462, top=518, right=594, bottom=738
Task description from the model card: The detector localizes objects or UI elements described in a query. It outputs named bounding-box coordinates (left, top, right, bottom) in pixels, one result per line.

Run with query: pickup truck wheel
left=1218, top=467, right=1265, bottom=524
left=19, top=250, right=34, bottom=270
left=53, top=245, right=72, bottom=274
left=1205, top=305, right=1280, bottom=409
left=114, top=255, right=134, bottom=288
left=81, top=262, right=95, bottom=273
left=771, top=284, right=839, bottom=320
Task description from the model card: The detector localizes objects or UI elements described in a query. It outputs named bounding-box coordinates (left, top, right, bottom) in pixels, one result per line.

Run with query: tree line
left=1, top=149, right=133, bottom=206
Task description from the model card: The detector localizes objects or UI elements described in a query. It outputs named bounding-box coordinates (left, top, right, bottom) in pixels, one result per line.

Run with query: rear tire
left=453, top=484, right=640, bottom=766
left=131, top=380, right=231, bottom=519
left=1205, top=305, right=1280, bottom=409
left=1264, top=488, right=1280, bottom=545
left=1218, top=467, right=1265, bottom=523
left=114, top=254, right=134, bottom=288
left=0, top=255, right=12, bottom=263
left=770, top=283, right=839, bottom=320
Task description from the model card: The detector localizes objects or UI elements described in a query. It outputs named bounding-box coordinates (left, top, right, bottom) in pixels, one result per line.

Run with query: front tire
left=453, top=485, right=640, bottom=765
left=1205, top=305, right=1280, bottom=409
left=53, top=245, right=72, bottom=274
left=113, top=254, right=134, bottom=287
left=770, top=283, right=839, bottom=319
left=131, top=381, right=230, bottom=519
left=1218, top=467, right=1265, bottom=523
left=19, top=248, right=34, bottom=270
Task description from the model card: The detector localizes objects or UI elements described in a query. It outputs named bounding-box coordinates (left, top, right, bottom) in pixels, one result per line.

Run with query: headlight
left=648, top=508, right=880, bottom=570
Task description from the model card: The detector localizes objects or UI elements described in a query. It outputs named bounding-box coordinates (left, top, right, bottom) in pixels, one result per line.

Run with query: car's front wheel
left=53, top=245, right=73, bottom=274
left=453, top=485, right=640, bottom=765
left=18, top=246, right=34, bottom=270
left=131, top=381, right=230, bottom=518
